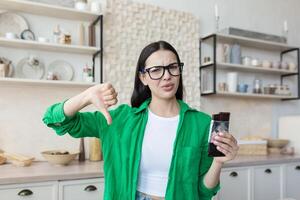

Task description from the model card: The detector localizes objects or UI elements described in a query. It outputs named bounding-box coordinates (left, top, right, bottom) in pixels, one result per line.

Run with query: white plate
left=47, top=60, right=74, bottom=81
left=0, top=12, right=29, bottom=38
left=16, top=57, right=45, bottom=79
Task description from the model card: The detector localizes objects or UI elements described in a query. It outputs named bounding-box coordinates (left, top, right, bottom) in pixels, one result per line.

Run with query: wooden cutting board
left=278, top=115, right=300, bottom=154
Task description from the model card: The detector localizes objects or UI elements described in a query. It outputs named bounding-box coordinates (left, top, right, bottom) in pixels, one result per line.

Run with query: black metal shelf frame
left=199, top=34, right=300, bottom=101
left=91, top=15, right=104, bottom=84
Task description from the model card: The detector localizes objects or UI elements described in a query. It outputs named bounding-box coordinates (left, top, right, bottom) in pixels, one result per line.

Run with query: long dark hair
left=130, top=41, right=183, bottom=108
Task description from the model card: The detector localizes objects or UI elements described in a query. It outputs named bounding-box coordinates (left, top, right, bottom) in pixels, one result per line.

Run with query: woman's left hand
left=212, top=132, right=239, bottom=164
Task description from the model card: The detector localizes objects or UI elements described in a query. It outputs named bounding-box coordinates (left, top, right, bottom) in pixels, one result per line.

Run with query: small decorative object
left=253, top=79, right=263, bottom=94
left=288, top=62, right=297, bottom=71
left=283, top=20, right=288, bottom=43
left=90, top=1, right=101, bottom=13
left=5, top=32, right=18, bottom=39
left=251, top=58, right=261, bottom=67
left=226, top=72, right=238, bottom=92
left=272, top=61, right=281, bottom=69
left=262, top=60, right=272, bottom=68
left=52, top=25, right=61, bottom=44
left=281, top=61, right=289, bottom=70
left=20, top=29, right=35, bottom=41
left=242, top=56, right=251, bottom=66
left=74, top=0, right=88, bottom=11
left=0, top=57, right=12, bottom=77
left=217, top=43, right=230, bottom=63
left=230, top=43, right=241, bottom=64
left=203, top=56, right=211, bottom=63
left=60, top=32, right=72, bottom=44
left=82, top=64, right=93, bottom=82
left=214, top=4, right=220, bottom=32
left=46, top=71, right=58, bottom=80
left=218, top=82, right=228, bottom=92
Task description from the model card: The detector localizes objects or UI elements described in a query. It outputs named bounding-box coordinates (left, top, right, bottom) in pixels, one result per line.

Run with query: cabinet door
left=59, top=178, right=104, bottom=200
left=0, top=181, right=58, bottom=200
left=253, top=165, right=281, bottom=200
left=285, top=162, right=300, bottom=199
left=218, top=168, right=250, bottom=200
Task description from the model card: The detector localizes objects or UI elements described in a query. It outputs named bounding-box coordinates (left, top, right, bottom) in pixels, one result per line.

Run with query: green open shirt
left=43, top=98, right=220, bottom=200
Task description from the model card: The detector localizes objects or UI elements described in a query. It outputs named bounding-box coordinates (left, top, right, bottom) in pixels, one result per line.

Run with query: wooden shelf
left=0, top=0, right=100, bottom=21
left=0, top=37, right=100, bottom=54
left=217, top=62, right=298, bottom=75
left=215, top=91, right=297, bottom=100
left=0, top=77, right=97, bottom=87
left=203, top=33, right=298, bottom=51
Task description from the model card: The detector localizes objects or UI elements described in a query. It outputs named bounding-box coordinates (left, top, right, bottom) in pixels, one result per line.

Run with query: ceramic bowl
left=41, top=150, right=79, bottom=166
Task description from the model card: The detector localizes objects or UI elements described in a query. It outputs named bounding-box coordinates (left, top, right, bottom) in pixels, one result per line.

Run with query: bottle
left=79, top=138, right=85, bottom=162
left=53, top=25, right=61, bottom=44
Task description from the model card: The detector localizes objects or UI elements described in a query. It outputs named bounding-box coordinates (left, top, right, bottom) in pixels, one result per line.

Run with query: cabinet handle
left=18, top=189, right=33, bottom=196
left=229, top=171, right=238, bottom=177
left=265, top=169, right=272, bottom=174
left=295, top=166, right=300, bottom=170
left=84, top=185, right=97, bottom=192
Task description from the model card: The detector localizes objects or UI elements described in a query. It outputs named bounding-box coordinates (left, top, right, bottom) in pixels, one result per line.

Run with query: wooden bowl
left=267, top=139, right=289, bottom=148
left=41, top=150, right=79, bottom=166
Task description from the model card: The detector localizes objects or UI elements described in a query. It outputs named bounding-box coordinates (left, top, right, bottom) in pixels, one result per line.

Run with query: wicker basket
left=238, top=140, right=268, bottom=155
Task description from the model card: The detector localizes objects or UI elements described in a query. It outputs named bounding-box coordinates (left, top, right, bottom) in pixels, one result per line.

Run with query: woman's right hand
left=86, top=83, right=118, bottom=125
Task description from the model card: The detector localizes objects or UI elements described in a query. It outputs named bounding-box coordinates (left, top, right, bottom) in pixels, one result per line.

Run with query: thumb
left=99, top=107, right=112, bottom=125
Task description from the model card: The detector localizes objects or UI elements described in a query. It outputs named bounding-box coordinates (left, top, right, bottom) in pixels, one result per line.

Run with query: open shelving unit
left=0, top=0, right=103, bottom=87
left=199, top=33, right=300, bottom=100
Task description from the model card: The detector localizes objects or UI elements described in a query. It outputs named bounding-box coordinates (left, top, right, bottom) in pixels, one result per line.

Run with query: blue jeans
left=135, top=191, right=153, bottom=200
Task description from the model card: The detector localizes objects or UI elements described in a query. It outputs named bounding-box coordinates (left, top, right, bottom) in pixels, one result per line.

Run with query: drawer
left=218, top=168, right=250, bottom=200
left=253, top=165, right=281, bottom=200
left=285, top=162, right=300, bottom=199
left=0, top=181, right=58, bottom=200
left=59, top=178, right=104, bottom=200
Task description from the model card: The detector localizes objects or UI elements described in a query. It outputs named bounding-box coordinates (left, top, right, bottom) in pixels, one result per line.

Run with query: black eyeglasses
left=140, top=62, right=184, bottom=80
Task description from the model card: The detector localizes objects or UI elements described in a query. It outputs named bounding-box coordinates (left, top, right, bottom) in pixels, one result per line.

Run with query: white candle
left=284, top=20, right=288, bottom=32
left=215, top=4, right=219, bottom=18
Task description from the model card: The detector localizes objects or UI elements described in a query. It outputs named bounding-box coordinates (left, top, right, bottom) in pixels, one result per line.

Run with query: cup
left=242, top=56, right=251, bottom=66
left=251, top=58, right=261, bottom=67
left=5, top=32, right=18, bottom=39
left=227, top=72, right=238, bottom=93
left=288, top=62, right=297, bottom=71
left=237, top=83, right=248, bottom=93
left=262, top=60, right=272, bottom=68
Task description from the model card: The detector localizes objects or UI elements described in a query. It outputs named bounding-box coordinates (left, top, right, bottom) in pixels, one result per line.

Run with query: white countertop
left=0, top=160, right=104, bottom=185
left=1, top=155, right=300, bottom=185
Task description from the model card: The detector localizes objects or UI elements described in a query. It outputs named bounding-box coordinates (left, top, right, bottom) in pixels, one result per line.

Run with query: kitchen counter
left=1, top=155, right=300, bottom=185
left=224, top=154, right=300, bottom=168
left=0, top=160, right=104, bottom=185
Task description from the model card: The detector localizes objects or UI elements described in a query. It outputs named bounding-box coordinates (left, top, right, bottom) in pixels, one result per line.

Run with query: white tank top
left=137, top=108, right=179, bottom=197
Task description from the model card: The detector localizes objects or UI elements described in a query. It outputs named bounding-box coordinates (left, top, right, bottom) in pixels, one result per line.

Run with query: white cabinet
left=285, top=162, right=300, bottom=199
left=59, top=178, right=104, bottom=200
left=253, top=165, right=281, bottom=200
left=217, top=162, right=300, bottom=200
left=218, top=167, right=250, bottom=200
left=0, top=181, right=58, bottom=200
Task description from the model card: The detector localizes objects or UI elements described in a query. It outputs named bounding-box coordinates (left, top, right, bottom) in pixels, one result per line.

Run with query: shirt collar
left=133, top=98, right=195, bottom=114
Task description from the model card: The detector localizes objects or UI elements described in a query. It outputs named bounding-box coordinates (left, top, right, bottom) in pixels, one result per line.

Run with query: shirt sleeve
left=42, top=100, right=127, bottom=140
left=198, top=118, right=220, bottom=198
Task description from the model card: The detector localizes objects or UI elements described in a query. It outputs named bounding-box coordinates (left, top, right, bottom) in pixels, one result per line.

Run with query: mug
left=237, top=83, right=248, bottom=93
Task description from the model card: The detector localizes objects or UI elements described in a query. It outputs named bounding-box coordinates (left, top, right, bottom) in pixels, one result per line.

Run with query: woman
left=43, top=41, right=238, bottom=200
